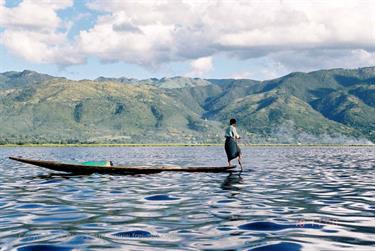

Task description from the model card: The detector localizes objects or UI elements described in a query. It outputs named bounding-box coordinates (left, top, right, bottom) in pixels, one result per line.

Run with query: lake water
left=0, top=146, right=374, bottom=250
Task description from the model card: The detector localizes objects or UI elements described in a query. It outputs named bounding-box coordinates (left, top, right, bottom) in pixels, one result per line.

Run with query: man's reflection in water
left=221, top=171, right=243, bottom=191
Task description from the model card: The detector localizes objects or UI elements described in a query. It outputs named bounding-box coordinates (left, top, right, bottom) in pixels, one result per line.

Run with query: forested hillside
left=0, top=67, right=374, bottom=144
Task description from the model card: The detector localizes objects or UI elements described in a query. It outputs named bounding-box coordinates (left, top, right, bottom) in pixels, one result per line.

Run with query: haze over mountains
left=0, top=67, right=374, bottom=144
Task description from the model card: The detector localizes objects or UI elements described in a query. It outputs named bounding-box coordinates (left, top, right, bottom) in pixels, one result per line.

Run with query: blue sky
left=0, top=0, right=374, bottom=80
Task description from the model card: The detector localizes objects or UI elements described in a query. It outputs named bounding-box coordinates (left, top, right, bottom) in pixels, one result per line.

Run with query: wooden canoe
left=9, top=157, right=236, bottom=174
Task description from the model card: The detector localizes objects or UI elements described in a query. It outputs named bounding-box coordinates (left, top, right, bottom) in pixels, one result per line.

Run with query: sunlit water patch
left=0, top=146, right=374, bottom=250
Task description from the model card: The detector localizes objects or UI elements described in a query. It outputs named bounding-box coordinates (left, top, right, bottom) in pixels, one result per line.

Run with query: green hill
left=0, top=67, right=374, bottom=144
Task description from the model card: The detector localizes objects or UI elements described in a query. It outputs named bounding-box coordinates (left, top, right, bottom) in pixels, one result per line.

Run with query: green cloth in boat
left=64, top=161, right=112, bottom=167
left=81, top=161, right=112, bottom=167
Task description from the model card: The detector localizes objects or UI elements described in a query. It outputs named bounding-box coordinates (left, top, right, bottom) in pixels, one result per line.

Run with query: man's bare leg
left=238, top=156, right=243, bottom=170
left=228, top=161, right=231, bottom=167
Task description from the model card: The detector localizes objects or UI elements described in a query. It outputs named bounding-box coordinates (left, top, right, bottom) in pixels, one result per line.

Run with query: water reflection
left=25, top=173, right=85, bottom=180
left=221, top=171, right=243, bottom=191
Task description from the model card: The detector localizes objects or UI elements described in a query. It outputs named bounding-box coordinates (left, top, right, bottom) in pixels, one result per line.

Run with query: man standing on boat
left=225, top=118, right=242, bottom=169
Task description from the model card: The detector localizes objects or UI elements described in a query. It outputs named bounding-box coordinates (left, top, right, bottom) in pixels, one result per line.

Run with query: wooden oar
left=236, top=138, right=244, bottom=171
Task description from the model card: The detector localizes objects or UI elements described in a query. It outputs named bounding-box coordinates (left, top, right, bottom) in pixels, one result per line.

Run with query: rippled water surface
left=0, top=146, right=374, bottom=250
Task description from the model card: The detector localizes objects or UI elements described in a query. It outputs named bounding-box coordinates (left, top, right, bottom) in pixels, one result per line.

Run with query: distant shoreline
left=0, top=143, right=373, bottom=147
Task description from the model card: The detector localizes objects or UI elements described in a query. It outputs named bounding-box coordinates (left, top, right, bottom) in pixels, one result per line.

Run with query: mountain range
left=0, top=67, right=374, bottom=144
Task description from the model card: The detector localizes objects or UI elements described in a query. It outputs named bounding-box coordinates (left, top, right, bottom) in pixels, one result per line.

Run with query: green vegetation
left=0, top=67, right=374, bottom=144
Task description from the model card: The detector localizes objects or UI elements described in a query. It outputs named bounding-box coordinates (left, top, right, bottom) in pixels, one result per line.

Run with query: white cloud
left=78, top=11, right=176, bottom=66
left=188, top=56, right=213, bottom=77
left=0, top=0, right=72, bottom=31
left=267, top=49, right=375, bottom=73
left=81, top=0, right=375, bottom=70
left=1, top=30, right=83, bottom=64
left=0, top=0, right=79, bottom=65
left=230, top=60, right=288, bottom=80
left=231, top=71, right=253, bottom=79
left=0, top=0, right=374, bottom=74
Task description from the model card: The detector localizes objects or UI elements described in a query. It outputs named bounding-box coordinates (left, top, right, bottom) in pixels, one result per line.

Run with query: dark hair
left=230, top=118, right=236, bottom=125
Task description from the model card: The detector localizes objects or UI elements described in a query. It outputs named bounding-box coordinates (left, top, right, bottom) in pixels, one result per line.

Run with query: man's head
left=230, top=118, right=236, bottom=125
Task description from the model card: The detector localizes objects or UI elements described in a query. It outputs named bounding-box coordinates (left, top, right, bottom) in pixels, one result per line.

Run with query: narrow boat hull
left=9, top=157, right=236, bottom=174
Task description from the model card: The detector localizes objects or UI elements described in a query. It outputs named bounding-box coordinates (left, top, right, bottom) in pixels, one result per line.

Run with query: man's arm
left=233, top=126, right=240, bottom=139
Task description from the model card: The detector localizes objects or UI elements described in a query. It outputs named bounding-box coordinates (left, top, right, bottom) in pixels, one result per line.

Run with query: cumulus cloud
left=1, top=30, right=83, bottom=64
left=78, top=10, right=176, bottom=66
left=188, top=56, right=213, bottom=77
left=266, top=49, right=375, bottom=74
left=231, top=71, right=253, bottom=79
left=0, top=0, right=72, bottom=31
left=0, top=0, right=374, bottom=75
left=85, top=0, right=375, bottom=68
left=0, top=0, right=83, bottom=65
left=231, top=61, right=288, bottom=80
